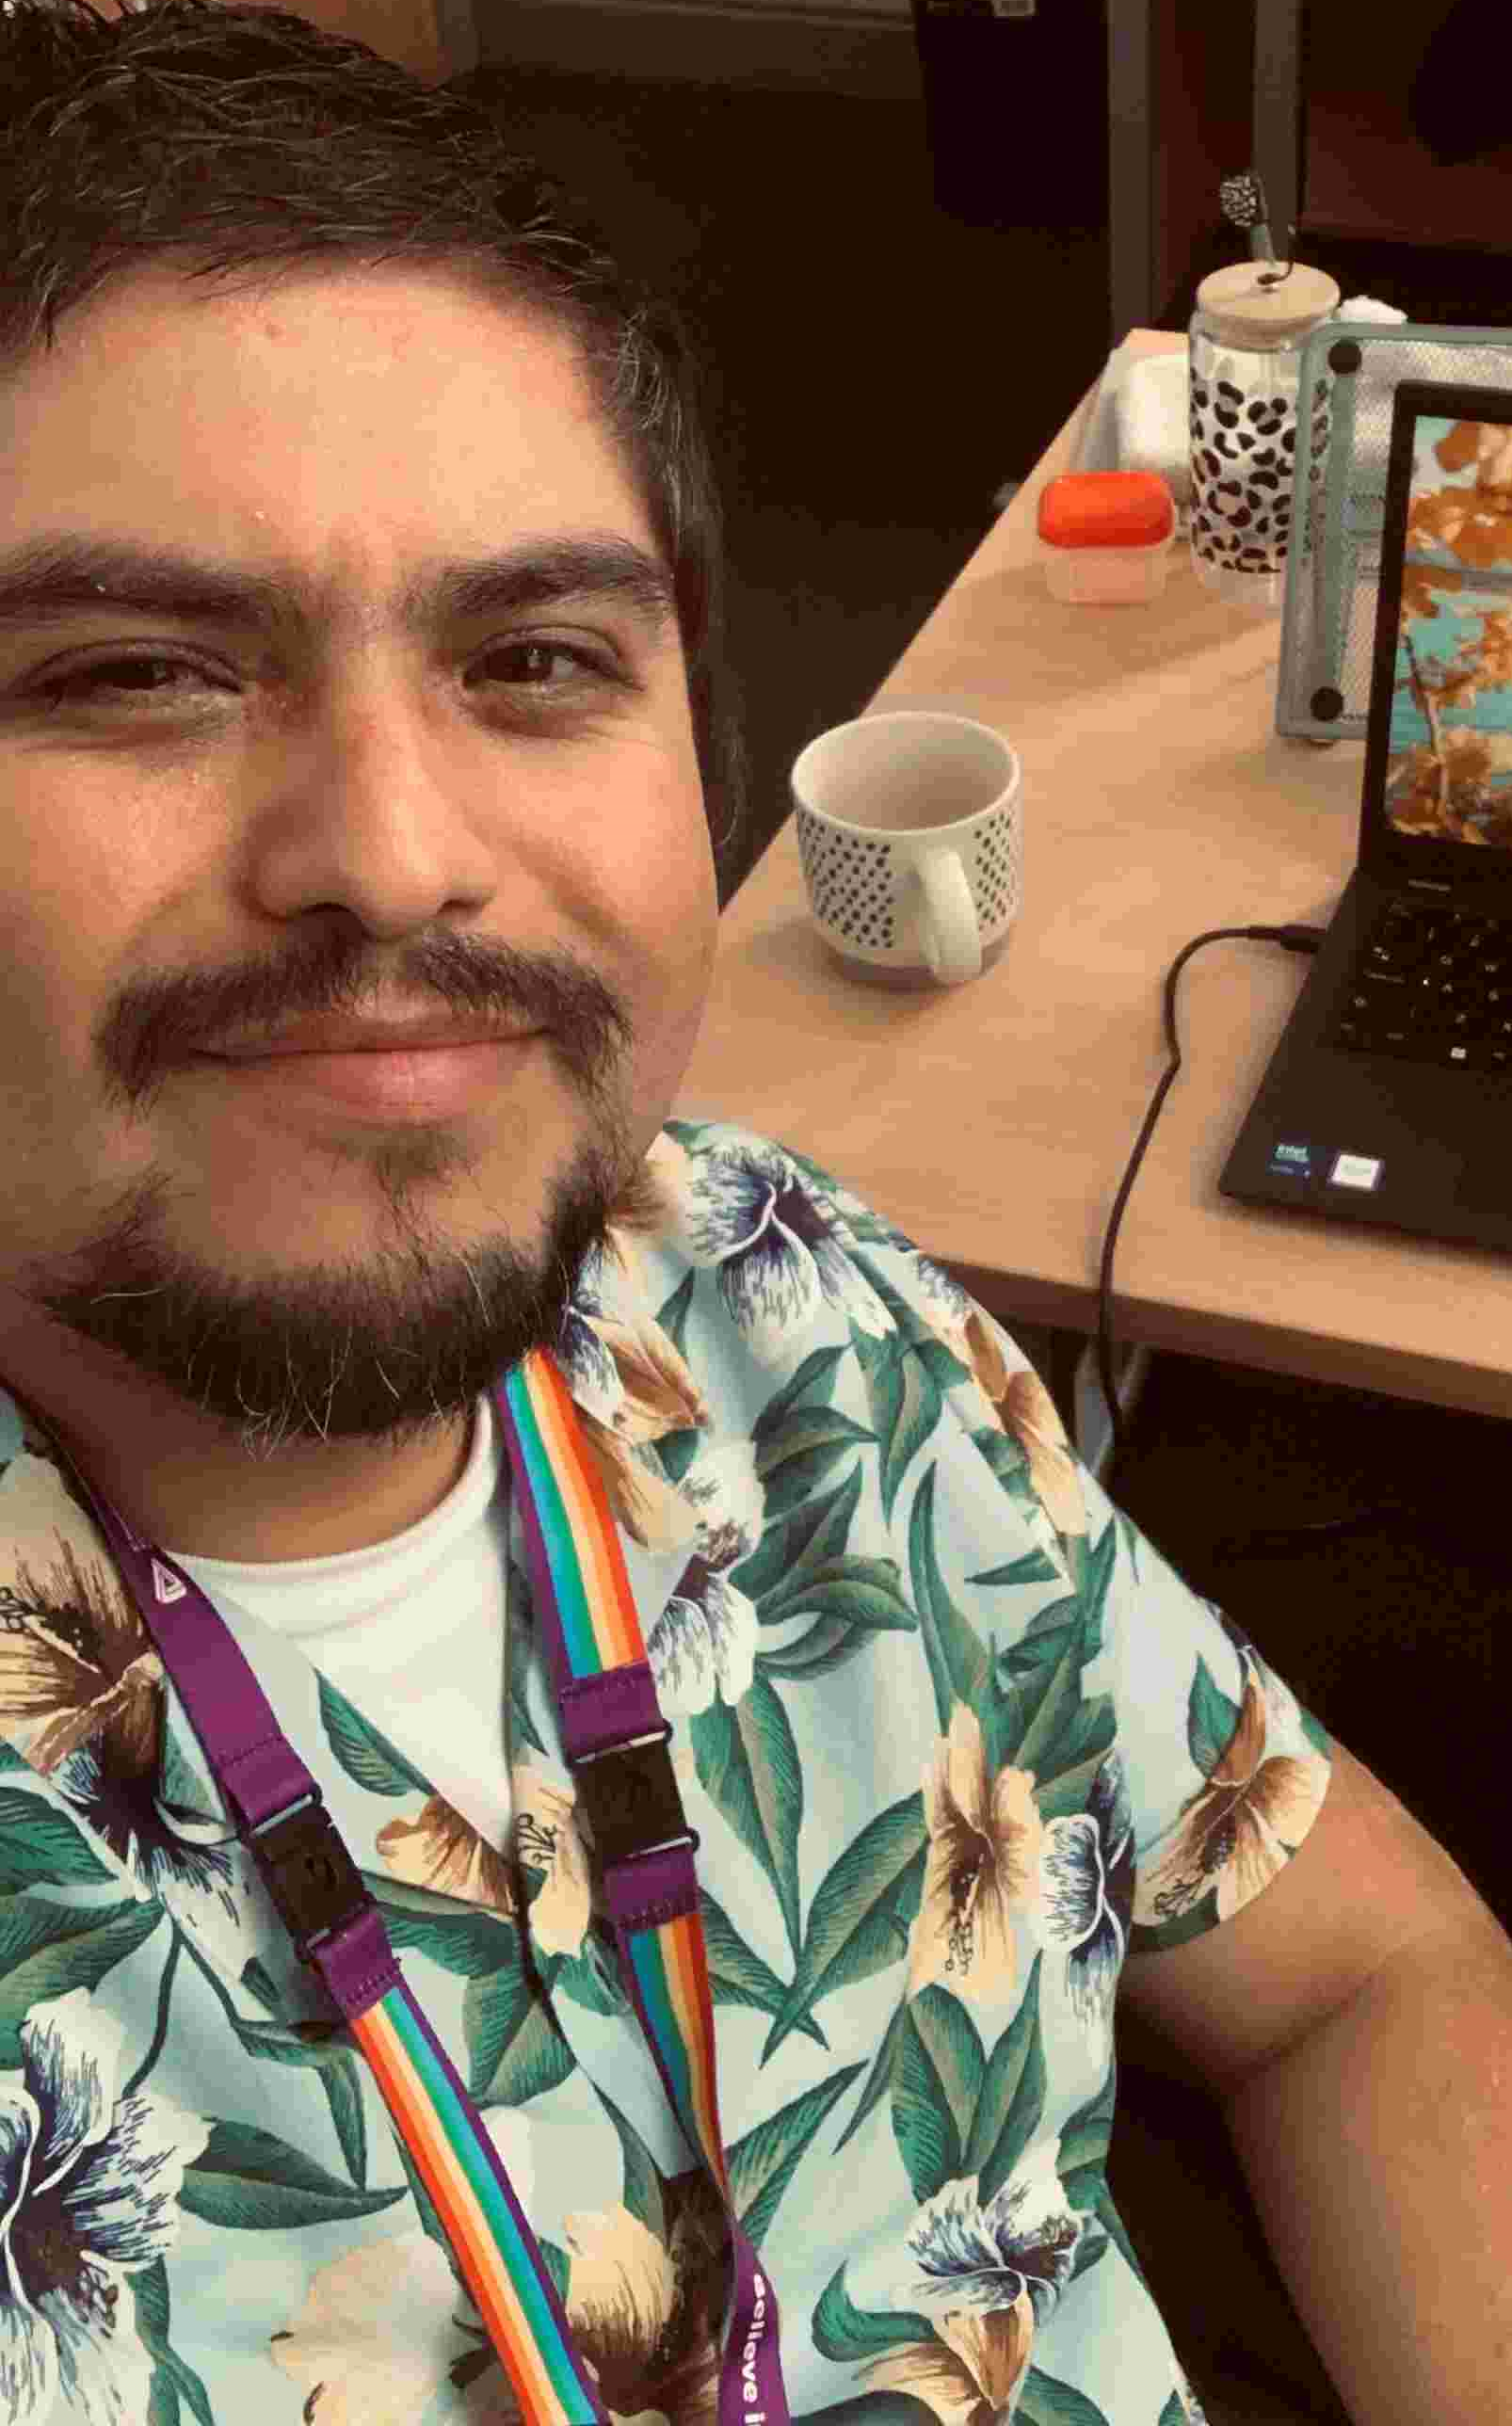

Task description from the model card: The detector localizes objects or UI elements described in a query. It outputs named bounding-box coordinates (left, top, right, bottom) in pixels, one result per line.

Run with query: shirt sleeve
left=763, top=1133, right=1335, bottom=1959
left=954, top=1296, right=1335, bottom=1957
left=1074, top=1449, right=1335, bottom=1954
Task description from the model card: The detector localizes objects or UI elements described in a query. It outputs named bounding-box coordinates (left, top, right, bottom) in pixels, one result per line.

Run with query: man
left=0, top=13, right=1505, bottom=2426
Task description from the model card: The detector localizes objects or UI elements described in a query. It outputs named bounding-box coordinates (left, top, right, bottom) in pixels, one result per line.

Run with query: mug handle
left=910, top=848, right=981, bottom=985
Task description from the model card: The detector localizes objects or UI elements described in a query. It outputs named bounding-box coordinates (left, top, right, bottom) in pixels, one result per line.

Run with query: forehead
left=3, top=257, right=603, bottom=423
left=0, top=262, right=662, bottom=594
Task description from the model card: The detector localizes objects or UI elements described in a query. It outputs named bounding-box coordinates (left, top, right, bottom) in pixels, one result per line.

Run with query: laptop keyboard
left=1329, top=899, right=1512, bottom=1074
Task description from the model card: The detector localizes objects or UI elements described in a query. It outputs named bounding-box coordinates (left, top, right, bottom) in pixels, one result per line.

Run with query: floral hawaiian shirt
left=0, top=1117, right=1331, bottom=2424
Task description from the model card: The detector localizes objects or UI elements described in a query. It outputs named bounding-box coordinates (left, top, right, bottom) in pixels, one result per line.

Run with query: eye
left=469, top=639, right=625, bottom=696
left=28, top=652, right=224, bottom=712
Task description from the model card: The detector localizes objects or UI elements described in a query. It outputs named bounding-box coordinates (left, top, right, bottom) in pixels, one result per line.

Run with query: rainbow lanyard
left=67, top=1344, right=791, bottom=2426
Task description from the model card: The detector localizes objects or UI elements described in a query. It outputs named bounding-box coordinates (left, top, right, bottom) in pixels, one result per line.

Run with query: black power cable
left=1095, top=923, right=1419, bottom=1559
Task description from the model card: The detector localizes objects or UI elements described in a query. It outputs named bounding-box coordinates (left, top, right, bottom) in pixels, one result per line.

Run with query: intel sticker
left=1266, top=1139, right=1314, bottom=1179
left=1328, top=1151, right=1383, bottom=1192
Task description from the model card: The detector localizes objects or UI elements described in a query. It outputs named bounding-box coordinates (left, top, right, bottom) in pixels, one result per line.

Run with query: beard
left=8, top=924, right=666, bottom=1463
left=18, top=1107, right=639, bottom=1465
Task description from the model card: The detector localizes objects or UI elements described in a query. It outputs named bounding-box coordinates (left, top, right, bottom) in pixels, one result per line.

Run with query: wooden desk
left=676, top=330, right=1512, bottom=1428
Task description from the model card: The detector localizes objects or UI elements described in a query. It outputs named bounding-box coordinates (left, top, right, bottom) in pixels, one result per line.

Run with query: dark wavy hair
left=0, top=0, right=748, bottom=889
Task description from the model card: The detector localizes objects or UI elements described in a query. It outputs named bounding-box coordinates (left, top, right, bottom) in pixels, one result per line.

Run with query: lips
left=196, top=1032, right=537, bottom=1122
left=210, top=1022, right=530, bottom=1060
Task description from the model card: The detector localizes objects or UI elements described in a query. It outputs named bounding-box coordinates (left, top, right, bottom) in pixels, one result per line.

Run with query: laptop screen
left=1363, top=378, right=1512, bottom=901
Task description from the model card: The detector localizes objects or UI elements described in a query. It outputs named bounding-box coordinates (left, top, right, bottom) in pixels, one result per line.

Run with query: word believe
left=742, top=2271, right=770, bottom=2426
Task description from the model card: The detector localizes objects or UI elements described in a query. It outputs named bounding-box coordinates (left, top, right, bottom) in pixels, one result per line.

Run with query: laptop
left=1219, top=378, right=1512, bottom=1254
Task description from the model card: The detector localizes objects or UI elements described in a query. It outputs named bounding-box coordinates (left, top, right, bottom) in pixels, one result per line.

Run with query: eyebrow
left=0, top=529, right=680, bottom=645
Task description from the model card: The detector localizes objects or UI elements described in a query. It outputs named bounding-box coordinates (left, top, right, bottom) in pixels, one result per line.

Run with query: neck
left=19, top=1385, right=479, bottom=1564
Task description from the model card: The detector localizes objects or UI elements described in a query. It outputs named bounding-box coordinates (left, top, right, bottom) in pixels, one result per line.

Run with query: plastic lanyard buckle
left=571, top=1727, right=699, bottom=1872
left=249, top=1793, right=374, bottom=1961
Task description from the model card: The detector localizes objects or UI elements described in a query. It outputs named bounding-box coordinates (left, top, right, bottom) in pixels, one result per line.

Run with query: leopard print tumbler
left=1187, top=263, right=1341, bottom=610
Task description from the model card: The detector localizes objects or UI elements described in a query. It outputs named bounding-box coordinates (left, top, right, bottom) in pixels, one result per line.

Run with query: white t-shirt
left=166, top=1390, right=513, bottom=1847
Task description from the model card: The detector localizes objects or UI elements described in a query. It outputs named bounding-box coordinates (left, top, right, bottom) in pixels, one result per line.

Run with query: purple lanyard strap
left=56, top=1344, right=792, bottom=2426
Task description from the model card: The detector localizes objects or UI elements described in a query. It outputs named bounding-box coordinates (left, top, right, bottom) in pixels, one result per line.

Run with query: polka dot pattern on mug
left=973, top=812, right=1019, bottom=930
left=797, top=819, right=896, bottom=949
left=796, top=800, right=1022, bottom=962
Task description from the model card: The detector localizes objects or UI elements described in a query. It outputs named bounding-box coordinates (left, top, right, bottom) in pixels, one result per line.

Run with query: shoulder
left=587, top=1123, right=1091, bottom=1596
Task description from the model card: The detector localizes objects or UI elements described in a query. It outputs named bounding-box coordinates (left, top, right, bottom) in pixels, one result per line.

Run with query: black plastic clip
left=571, top=1727, right=699, bottom=1873
left=249, top=1794, right=374, bottom=1960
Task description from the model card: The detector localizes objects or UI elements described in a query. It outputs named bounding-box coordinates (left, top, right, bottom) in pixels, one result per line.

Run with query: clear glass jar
left=1188, top=262, right=1341, bottom=608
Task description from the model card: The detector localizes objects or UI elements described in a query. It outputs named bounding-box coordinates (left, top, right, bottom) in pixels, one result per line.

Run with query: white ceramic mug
left=791, top=711, right=1022, bottom=988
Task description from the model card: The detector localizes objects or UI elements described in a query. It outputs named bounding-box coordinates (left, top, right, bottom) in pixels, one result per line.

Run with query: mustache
left=97, top=934, right=632, bottom=1098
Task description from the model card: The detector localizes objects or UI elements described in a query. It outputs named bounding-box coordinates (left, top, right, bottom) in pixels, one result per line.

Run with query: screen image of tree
left=1388, top=415, right=1512, bottom=845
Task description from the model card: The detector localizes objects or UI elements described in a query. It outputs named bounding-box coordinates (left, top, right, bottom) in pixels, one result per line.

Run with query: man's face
left=0, top=264, right=717, bottom=1462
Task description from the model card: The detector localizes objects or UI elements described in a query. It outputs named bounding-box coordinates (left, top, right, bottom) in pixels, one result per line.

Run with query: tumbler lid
left=1195, top=262, right=1341, bottom=347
